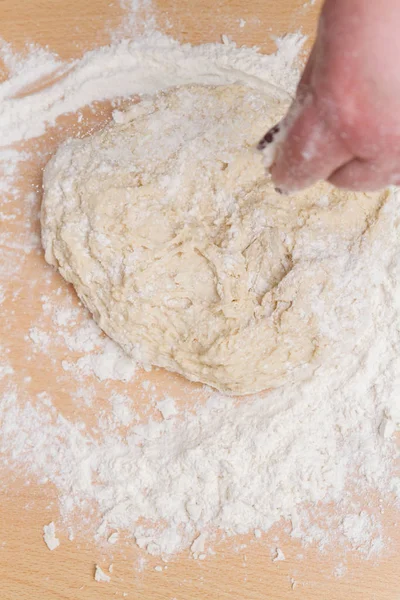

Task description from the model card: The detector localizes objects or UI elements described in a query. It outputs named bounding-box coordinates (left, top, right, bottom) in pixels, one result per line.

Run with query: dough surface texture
left=42, top=84, right=387, bottom=394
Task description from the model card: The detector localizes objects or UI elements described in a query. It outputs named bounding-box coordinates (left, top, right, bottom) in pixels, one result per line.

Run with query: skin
left=261, top=0, right=400, bottom=192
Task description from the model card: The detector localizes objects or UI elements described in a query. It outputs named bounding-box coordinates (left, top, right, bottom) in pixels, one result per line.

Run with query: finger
left=257, top=48, right=316, bottom=154
left=298, top=44, right=317, bottom=90
left=328, top=158, right=396, bottom=191
left=257, top=47, right=316, bottom=155
left=270, top=92, right=353, bottom=193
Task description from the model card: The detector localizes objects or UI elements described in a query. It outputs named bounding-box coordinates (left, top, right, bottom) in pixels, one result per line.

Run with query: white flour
left=94, top=564, right=111, bottom=583
left=0, top=32, right=302, bottom=147
left=0, top=1, right=399, bottom=574
left=43, top=521, right=60, bottom=551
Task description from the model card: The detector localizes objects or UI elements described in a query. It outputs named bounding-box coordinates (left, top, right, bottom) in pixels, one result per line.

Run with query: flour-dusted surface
left=0, top=4, right=399, bottom=578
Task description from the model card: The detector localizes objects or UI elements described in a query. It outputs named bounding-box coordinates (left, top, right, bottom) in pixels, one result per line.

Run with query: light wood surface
left=0, top=2, right=399, bottom=599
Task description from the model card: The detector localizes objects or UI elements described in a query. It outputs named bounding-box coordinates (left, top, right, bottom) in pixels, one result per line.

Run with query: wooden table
left=0, top=1, right=398, bottom=598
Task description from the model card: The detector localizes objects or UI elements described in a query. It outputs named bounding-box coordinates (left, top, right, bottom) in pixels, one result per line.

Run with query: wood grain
left=0, top=1, right=399, bottom=599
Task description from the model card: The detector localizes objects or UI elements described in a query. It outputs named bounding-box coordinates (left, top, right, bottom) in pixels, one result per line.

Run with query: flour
left=109, top=392, right=138, bottom=426
left=28, top=327, right=50, bottom=351
left=94, top=565, right=111, bottom=583
left=60, top=320, right=103, bottom=353
left=0, top=356, right=13, bottom=381
left=156, top=397, right=177, bottom=420
left=0, top=1, right=398, bottom=574
left=340, top=512, right=383, bottom=557
left=273, top=548, right=286, bottom=562
left=43, top=522, right=60, bottom=551
left=108, top=532, right=119, bottom=545
left=0, top=31, right=303, bottom=146
left=62, top=338, right=136, bottom=382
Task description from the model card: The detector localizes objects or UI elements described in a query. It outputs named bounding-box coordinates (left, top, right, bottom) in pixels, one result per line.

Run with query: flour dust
left=0, top=0, right=399, bottom=580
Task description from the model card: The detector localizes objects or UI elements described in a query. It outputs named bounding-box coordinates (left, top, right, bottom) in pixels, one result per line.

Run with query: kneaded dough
left=41, top=84, right=387, bottom=394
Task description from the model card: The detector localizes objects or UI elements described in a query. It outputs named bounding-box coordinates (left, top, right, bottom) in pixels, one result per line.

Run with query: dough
left=41, top=84, right=387, bottom=394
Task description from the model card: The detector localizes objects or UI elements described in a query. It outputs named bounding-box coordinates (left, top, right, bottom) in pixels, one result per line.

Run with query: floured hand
left=259, top=0, right=400, bottom=192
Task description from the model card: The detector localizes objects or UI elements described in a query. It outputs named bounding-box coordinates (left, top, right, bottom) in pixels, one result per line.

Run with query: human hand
left=259, top=0, right=400, bottom=192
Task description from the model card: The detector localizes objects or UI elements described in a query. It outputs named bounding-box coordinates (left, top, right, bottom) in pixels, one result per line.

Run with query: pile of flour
left=0, top=3, right=399, bottom=570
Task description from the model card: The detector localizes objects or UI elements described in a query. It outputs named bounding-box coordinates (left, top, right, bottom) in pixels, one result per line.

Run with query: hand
left=259, top=0, right=400, bottom=192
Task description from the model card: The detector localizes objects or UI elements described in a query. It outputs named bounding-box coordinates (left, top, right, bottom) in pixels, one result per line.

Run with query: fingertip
left=269, top=163, right=294, bottom=194
left=270, top=98, right=353, bottom=193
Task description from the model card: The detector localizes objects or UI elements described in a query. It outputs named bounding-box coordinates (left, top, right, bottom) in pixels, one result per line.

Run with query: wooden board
left=0, top=1, right=399, bottom=599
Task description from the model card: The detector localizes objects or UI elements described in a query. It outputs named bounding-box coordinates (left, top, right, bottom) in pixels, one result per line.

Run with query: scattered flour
left=94, top=565, right=111, bottom=583
left=191, top=532, right=207, bottom=556
left=28, top=327, right=50, bottom=351
left=62, top=338, right=136, bottom=382
left=0, top=31, right=303, bottom=146
left=43, top=522, right=60, bottom=551
left=156, top=397, right=178, bottom=420
left=60, top=320, right=103, bottom=353
left=0, top=0, right=398, bottom=575
left=108, top=532, right=119, bottom=545
left=52, top=307, right=79, bottom=327
left=110, top=392, right=137, bottom=426
left=340, top=512, right=384, bottom=558
left=273, top=548, right=286, bottom=562
left=0, top=358, right=13, bottom=381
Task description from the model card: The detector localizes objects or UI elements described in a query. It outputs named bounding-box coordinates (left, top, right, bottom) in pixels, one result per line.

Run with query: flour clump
left=41, top=84, right=388, bottom=394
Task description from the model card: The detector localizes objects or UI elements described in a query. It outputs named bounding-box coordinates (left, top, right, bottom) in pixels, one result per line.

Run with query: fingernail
left=257, top=124, right=280, bottom=150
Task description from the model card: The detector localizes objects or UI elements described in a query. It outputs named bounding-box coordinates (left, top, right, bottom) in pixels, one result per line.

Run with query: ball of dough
left=41, top=84, right=387, bottom=394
